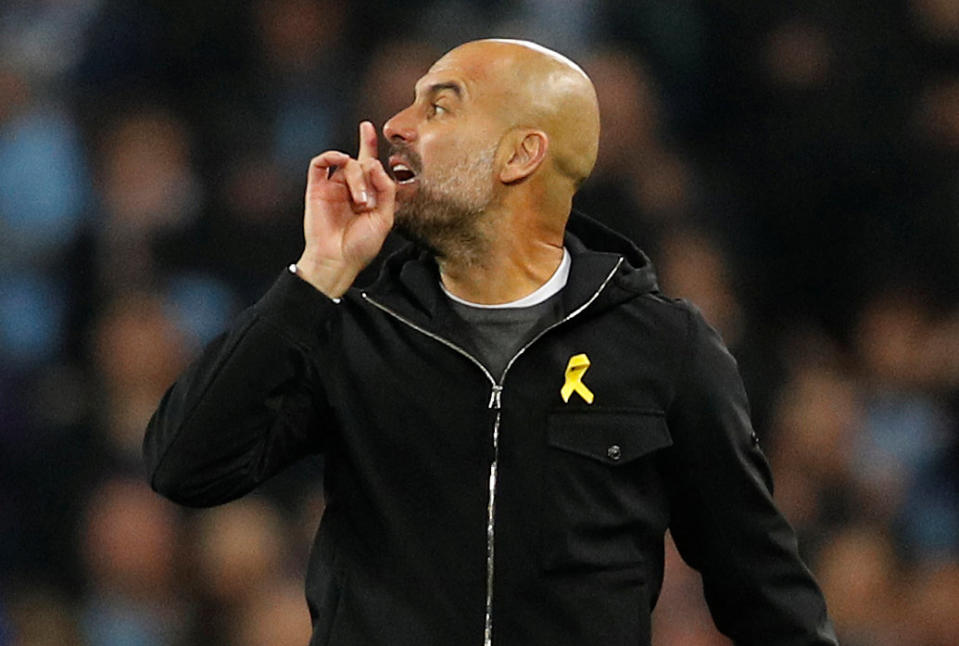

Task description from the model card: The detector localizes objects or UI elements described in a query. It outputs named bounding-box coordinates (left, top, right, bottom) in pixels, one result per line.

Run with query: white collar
left=441, top=247, right=571, bottom=309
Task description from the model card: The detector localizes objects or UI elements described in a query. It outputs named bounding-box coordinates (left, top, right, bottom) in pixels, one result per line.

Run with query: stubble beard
left=393, top=143, right=498, bottom=264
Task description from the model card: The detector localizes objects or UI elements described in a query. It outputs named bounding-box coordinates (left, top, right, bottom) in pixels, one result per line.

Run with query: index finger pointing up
left=357, top=120, right=378, bottom=162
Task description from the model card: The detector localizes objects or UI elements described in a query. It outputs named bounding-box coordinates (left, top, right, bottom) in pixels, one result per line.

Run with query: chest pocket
left=541, top=409, right=673, bottom=572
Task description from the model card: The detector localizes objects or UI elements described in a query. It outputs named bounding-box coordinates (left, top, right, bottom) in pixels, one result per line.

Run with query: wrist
left=291, top=255, right=359, bottom=299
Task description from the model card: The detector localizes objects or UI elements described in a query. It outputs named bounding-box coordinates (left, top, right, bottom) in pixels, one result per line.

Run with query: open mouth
left=389, top=158, right=418, bottom=184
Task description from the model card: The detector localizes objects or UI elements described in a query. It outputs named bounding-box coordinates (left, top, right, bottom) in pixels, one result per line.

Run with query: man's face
left=383, top=49, right=505, bottom=256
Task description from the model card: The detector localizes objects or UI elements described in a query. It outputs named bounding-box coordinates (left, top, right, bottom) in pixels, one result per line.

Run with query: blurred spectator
left=187, top=498, right=297, bottom=645
left=0, top=66, right=89, bottom=270
left=910, top=0, right=959, bottom=43
left=4, top=586, right=84, bottom=646
left=655, top=227, right=743, bottom=346
left=355, top=40, right=442, bottom=132
left=766, top=358, right=861, bottom=549
left=91, top=292, right=190, bottom=463
left=86, top=106, right=203, bottom=298
left=814, top=525, right=903, bottom=646
left=599, top=0, right=709, bottom=136
left=0, top=0, right=102, bottom=88
left=407, top=1, right=501, bottom=52
left=294, top=489, right=327, bottom=569
left=651, top=536, right=730, bottom=646
left=906, top=561, right=959, bottom=646
left=491, top=0, right=599, bottom=58
left=192, top=499, right=289, bottom=609
left=77, top=103, right=239, bottom=347
left=653, top=226, right=792, bottom=433
left=230, top=580, right=312, bottom=646
left=0, top=55, right=93, bottom=591
left=576, top=47, right=701, bottom=257
left=916, top=77, right=959, bottom=150
left=251, top=0, right=351, bottom=171
left=204, top=150, right=304, bottom=299
left=0, top=64, right=89, bottom=371
left=760, top=18, right=833, bottom=91
left=852, top=290, right=959, bottom=560
left=79, top=477, right=186, bottom=646
left=196, top=0, right=360, bottom=298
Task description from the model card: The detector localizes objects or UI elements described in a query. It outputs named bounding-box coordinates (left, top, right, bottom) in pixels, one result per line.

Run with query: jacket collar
left=361, top=210, right=660, bottom=325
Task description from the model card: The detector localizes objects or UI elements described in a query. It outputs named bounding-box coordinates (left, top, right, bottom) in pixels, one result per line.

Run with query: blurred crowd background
left=2, top=0, right=959, bottom=644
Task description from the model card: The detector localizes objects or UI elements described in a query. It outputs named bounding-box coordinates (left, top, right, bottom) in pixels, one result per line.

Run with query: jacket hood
left=362, top=210, right=660, bottom=318
left=564, top=209, right=659, bottom=296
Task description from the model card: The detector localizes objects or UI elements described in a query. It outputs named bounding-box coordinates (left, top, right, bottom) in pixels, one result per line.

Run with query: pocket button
left=607, top=444, right=622, bottom=461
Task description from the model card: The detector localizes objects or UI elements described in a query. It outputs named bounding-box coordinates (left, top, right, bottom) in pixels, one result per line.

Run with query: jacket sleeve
left=664, top=306, right=837, bottom=645
left=143, top=269, right=340, bottom=507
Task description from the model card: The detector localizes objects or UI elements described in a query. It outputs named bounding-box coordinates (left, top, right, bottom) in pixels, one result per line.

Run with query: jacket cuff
left=253, top=268, right=341, bottom=348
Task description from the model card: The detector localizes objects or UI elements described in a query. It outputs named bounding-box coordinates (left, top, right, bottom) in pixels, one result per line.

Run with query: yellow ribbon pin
left=561, top=353, right=594, bottom=404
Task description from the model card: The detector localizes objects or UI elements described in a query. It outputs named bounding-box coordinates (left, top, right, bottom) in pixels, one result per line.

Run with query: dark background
left=1, top=1, right=958, bottom=644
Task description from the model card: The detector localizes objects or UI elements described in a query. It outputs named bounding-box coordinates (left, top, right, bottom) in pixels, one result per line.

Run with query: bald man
left=145, top=40, right=837, bottom=645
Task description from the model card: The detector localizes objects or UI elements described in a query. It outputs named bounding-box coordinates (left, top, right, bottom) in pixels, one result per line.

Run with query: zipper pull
left=488, top=385, right=503, bottom=410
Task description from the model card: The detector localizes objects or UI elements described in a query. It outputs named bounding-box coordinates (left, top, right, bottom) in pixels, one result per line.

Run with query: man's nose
left=383, top=106, right=417, bottom=143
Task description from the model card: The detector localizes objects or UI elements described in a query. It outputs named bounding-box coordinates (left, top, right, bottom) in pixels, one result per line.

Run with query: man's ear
left=499, top=130, right=548, bottom=183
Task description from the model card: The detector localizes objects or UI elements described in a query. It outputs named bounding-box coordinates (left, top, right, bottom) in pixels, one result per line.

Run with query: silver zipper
left=362, top=295, right=497, bottom=386
left=484, top=395, right=501, bottom=646
left=362, top=294, right=502, bottom=646
left=362, top=257, right=623, bottom=646
left=497, top=258, right=624, bottom=382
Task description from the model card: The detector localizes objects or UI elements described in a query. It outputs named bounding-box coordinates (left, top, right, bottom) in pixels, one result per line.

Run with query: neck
left=438, top=199, right=568, bottom=305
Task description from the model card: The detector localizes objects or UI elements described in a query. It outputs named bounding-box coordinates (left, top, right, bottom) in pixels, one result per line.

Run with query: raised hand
left=295, top=121, right=396, bottom=298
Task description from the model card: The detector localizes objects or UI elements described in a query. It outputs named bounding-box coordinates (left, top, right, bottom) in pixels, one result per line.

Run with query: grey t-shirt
left=448, top=293, right=563, bottom=379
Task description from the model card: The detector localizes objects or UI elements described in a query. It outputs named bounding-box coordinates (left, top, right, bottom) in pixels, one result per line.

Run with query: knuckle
left=312, top=150, right=344, bottom=165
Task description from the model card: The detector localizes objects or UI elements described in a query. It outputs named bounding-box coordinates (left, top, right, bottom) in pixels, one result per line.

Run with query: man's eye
left=430, top=103, right=447, bottom=116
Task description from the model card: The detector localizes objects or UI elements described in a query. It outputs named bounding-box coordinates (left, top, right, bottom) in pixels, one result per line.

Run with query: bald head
left=430, top=39, right=601, bottom=189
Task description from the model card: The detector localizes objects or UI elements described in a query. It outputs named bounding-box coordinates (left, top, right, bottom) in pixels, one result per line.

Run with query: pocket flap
left=547, top=409, right=672, bottom=465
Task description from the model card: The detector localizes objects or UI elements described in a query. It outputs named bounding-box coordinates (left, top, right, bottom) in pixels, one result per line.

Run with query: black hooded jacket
left=144, top=213, right=837, bottom=645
